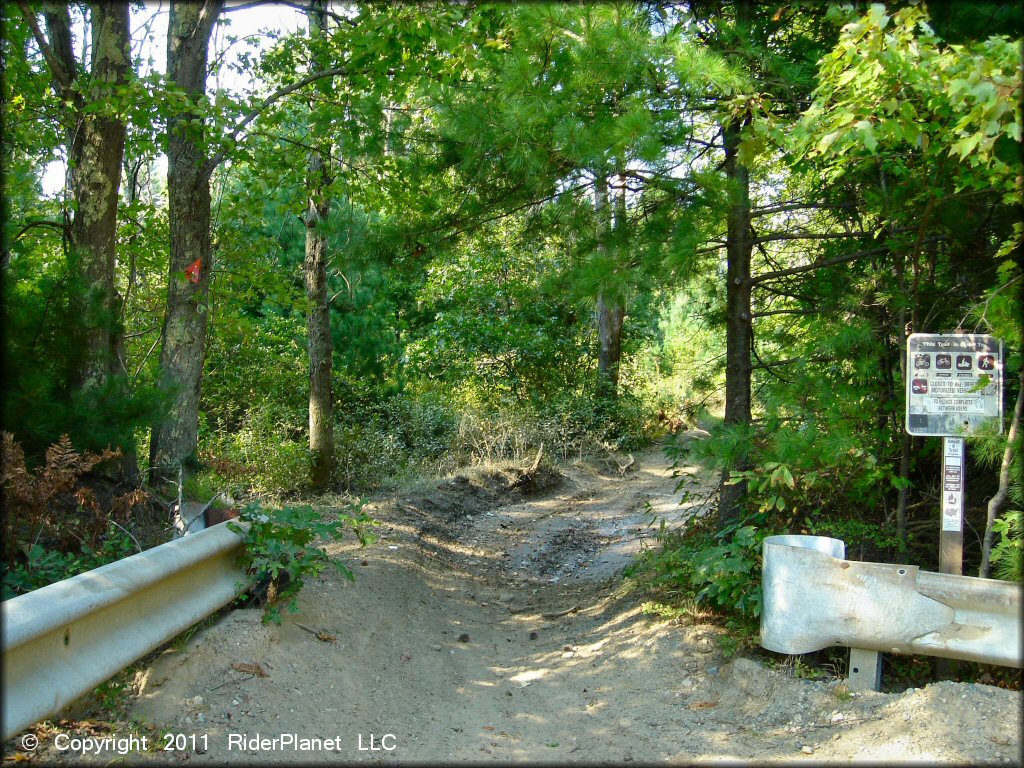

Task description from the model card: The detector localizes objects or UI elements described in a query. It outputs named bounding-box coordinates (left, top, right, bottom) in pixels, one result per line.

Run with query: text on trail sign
left=942, top=437, right=964, bottom=533
left=906, top=334, right=1003, bottom=437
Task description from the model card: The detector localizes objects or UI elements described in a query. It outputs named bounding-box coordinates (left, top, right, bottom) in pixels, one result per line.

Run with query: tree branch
left=16, top=0, right=76, bottom=92
left=202, top=66, right=351, bottom=180
left=751, top=201, right=856, bottom=219
left=752, top=308, right=819, bottom=318
left=751, top=341, right=794, bottom=383
left=223, top=0, right=356, bottom=25
left=753, top=230, right=871, bottom=244
left=751, top=246, right=884, bottom=286
left=751, top=236, right=946, bottom=287
left=752, top=354, right=834, bottom=369
left=979, top=365, right=1024, bottom=578
left=11, top=218, right=71, bottom=242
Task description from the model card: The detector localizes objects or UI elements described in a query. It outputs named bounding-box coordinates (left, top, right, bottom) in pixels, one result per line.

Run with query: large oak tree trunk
left=304, top=0, right=335, bottom=492
left=149, top=0, right=222, bottom=483
left=70, top=4, right=131, bottom=394
left=31, top=3, right=130, bottom=395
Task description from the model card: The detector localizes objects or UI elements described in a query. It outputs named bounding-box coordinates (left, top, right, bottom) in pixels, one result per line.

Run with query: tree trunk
left=305, top=165, right=334, bottom=490
left=979, top=366, right=1023, bottom=578
left=893, top=264, right=911, bottom=541
left=70, top=4, right=131, bottom=394
left=30, top=3, right=130, bottom=396
left=718, top=114, right=753, bottom=530
left=304, top=0, right=334, bottom=491
left=593, top=172, right=623, bottom=401
left=596, top=291, right=624, bottom=400
left=149, top=0, right=223, bottom=483
left=891, top=243, right=911, bottom=539
left=24, top=3, right=133, bottom=479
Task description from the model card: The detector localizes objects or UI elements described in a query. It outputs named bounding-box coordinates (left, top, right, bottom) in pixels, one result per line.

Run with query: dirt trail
left=35, top=450, right=1022, bottom=764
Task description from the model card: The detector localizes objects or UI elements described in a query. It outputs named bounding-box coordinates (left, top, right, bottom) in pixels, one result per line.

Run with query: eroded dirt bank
left=20, top=450, right=1023, bottom=764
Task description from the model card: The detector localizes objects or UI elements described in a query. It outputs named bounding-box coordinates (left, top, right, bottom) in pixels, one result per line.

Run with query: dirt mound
left=386, top=462, right=565, bottom=543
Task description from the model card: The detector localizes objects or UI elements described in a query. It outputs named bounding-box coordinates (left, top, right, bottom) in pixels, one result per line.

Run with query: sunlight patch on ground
left=509, top=668, right=550, bottom=685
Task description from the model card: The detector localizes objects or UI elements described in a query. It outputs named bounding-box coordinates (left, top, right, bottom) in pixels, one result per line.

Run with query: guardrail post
left=848, top=647, right=882, bottom=691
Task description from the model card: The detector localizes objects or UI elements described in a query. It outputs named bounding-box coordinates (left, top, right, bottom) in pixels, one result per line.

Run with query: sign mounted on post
left=906, top=334, right=1003, bottom=437
left=942, top=437, right=965, bottom=533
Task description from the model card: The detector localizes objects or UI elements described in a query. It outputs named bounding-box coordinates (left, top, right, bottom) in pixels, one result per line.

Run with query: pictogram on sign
left=906, top=334, right=1003, bottom=437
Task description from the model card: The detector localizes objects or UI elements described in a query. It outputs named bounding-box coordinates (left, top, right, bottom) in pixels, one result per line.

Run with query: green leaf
left=861, top=125, right=878, bottom=152
left=968, top=374, right=992, bottom=393
left=866, top=4, right=889, bottom=29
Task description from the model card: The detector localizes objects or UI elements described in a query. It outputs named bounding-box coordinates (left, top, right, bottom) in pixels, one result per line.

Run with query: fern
left=1, top=432, right=145, bottom=579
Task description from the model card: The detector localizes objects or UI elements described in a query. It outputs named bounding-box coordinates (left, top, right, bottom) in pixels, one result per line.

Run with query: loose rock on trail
left=27, top=450, right=1023, bottom=764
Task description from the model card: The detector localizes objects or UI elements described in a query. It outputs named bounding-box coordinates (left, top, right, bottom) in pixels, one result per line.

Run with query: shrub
left=334, top=419, right=405, bottom=492
left=989, top=510, right=1023, bottom=582
left=2, top=524, right=137, bottom=600
left=229, top=501, right=377, bottom=624
left=203, top=407, right=311, bottom=498
left=627, top=515, right=767, bottom=625
left=805, top=516, right=909, bottom=562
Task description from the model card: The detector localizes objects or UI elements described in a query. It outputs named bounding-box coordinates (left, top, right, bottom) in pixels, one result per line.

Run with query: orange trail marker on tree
left=184, top=258, right=202, bottom=284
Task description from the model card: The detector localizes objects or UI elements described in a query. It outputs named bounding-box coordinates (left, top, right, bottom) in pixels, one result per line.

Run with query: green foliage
left=1, top=260, right=165, bottom=461
left=970, top=411, right=1024, bottom=582
left=628, top=518, right=767, bottom=625
left=409, top=217, right=594, bottom=405
left=204, top=406, right=311, bottom=499
left=722, top=442, right=893, bottom=525
left=2, top=524, right=138, bottom=600
left=93, top=676, right=131, bottom=716
left=333, top=416, right=407, bottom=492
left=684, top=523, right=765, bottom=619
left=639, top=600, right=693, bottom=622
left=805, top=517, right=908, bottom=563
left=989, top=511, right=1023, bottom=583
left=229, top=501, right=377, bottom=624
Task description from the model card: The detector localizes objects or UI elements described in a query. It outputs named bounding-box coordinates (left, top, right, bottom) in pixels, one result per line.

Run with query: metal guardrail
left=2, top=522, right=250, bottom=741
left=761, top=535, right=1022, bottom=690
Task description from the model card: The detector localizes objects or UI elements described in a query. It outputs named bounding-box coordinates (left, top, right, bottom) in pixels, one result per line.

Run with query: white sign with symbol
left=942, top=437, right=965, bottom=532
left=906, top=334, right=1003, bottom=437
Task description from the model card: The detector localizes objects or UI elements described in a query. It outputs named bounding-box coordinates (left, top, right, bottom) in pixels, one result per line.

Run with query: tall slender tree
left=304, top=0, right=335, bottom=490
left=594, top=172, right=625, bottom=401
left=718, top=107, right=754, bottom=527
left=149, top=0, right=222, bottom=483
left=708, top=0, right=755, bottom=528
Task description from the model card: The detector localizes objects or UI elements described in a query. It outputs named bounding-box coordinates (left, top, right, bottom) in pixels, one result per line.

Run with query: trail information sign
left=906, top=334, right=1003, bottom=437
left=941, top=437, right=965, bottom=533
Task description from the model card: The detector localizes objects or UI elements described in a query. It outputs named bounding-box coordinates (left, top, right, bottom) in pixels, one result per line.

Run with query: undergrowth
left=229, top=500, right=378, bottom=624
left=194, top=390, right=663, bottom=498
left=1, top=432, right=155, bottom=599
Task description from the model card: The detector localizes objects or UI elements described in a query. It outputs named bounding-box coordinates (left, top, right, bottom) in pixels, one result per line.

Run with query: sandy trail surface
left=25, top=450, right=1022, bottom=764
